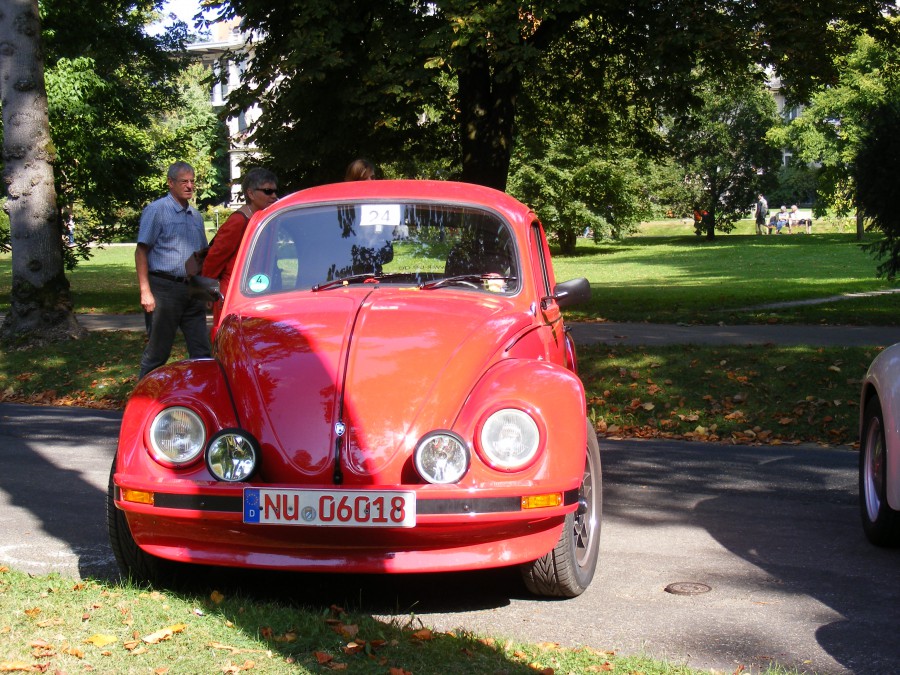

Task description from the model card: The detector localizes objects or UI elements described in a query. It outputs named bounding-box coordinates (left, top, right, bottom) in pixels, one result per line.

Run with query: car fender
left=861, top=343, right=900, bottom=510
left=117, top=359, right=239, bottom=480
left=453, top=358, right=587, bottom=485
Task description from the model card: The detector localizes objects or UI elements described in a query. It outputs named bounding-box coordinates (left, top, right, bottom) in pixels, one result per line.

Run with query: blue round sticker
left=249, top=274, right=270, bottom=293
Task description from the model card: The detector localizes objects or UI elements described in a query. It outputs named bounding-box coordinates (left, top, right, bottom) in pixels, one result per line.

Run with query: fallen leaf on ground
left=142, top=623, right=186, bottom=644
left=84, top=634, right=117, bottom=648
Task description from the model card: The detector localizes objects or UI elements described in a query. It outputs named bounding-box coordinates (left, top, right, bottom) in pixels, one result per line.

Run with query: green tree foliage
left=771, top=29, right=900, bottom=219
left=643, top=158, right=706, bottom=221
left=2, top=1, right=201, bottom=264
left=205, top=0, right=897, bottom=192
left=151, top=62, right=231, bottom=208
left=666, top=72, right=782, bottom=239
left=855, top=95, right=900, bottom=279
left=44, top=1, right=189, bottom=250
left=509, top=136, right=651, bottom=254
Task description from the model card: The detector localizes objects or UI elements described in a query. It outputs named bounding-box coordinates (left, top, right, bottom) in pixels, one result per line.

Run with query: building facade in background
left=187, top=19, right=258, bottom=206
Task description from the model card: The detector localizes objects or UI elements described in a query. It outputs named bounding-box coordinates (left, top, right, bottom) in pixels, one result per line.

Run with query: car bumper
left=113, top=478, right=580, bottom=573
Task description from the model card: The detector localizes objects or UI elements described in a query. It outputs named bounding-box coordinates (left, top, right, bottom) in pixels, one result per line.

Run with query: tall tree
left=40, top=0, right=193, bottom=258
left=855, top=95, right=900, bottom=279
left=771, top=29, right=900, bottom=238
left=509, top=135, right=652, bottom=254
left=0, top=0, right=84, bottom=342
left=667, top=71, right=782, bottom=239
left=1, top=1, right=202, bottom=343
left=207, top=0, right=898, bottom=192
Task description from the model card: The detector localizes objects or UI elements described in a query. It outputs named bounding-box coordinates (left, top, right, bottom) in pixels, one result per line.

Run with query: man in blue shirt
left=135, top=161, right=211, bottom=378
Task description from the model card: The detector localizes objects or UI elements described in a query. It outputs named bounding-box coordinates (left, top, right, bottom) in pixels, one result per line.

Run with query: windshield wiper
left=419, top=274, right=517, bottom=290
left=312, top=272, right=409, bottom=291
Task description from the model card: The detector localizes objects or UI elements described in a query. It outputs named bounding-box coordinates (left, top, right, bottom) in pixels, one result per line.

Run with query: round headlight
left=206, top=429, right=259, bottom=482
left=414, top=431, right=470, bottom=484
left=148, top=406, right=206, bottom=465
left=479, top=408, right=540, bottom=470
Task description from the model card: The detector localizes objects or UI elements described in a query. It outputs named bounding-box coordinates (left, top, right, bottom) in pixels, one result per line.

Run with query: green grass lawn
left=553, top=231, right=900, bottom=325
left=0, top=567, right=704, bottom=675
left=4, top=225, right=896, bottom=324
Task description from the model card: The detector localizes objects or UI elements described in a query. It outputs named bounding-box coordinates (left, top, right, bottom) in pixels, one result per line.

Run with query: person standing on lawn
left=755, top=194, right=769, bottom=235
left=135, top=161, right=211, bottom=379
left=201, top=167, right=279, bottom=330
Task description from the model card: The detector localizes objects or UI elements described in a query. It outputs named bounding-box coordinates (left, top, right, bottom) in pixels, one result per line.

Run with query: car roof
left=271, top=180, right=537, bottom=225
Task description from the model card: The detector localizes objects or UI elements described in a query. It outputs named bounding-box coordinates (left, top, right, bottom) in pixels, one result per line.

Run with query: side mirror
left=547, top=277, right=591, bottom=309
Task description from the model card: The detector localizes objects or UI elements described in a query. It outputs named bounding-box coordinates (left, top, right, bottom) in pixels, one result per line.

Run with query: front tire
left=107, top=458, right=180, bottom=586
left=521, top=421, right=602, bottom=597
left=859, top=396, right=900, bottom=546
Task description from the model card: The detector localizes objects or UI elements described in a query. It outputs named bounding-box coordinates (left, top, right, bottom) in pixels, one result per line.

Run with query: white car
left=859, top=343, right=900, bottom=545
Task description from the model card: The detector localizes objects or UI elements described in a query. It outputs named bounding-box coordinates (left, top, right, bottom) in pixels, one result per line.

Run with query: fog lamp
left=415, top=431, right=469, bottom=484
left=206, top=429, right=259, bottom=482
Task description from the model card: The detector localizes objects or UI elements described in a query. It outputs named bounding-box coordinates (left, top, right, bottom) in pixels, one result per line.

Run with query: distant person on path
left=202, top=168, right=279, bottom=330
left=755, top=194, right=769, bottom=235
left=344, top=158, right=376, bottom=181
left=135, top=161, right=211, bottom=379
left=65, top=212, right=75, bottom=246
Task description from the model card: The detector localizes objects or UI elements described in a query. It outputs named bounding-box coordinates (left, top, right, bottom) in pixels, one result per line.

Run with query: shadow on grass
left=102, top=563, right=548, bottom=673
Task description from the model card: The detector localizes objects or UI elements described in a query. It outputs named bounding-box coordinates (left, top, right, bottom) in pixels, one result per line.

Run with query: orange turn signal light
left=120, top=488, right=154, bottom=505
left=521, top=493, right=562, bottom=510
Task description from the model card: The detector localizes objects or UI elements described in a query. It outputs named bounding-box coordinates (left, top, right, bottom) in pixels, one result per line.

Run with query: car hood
left=215, top=290, right=533, bottom=484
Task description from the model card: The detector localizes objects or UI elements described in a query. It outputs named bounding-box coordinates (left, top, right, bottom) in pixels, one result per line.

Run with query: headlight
left=414, top=431, right=470, bottom=484
left=148, top=406, right=206, bottom=465
left=479, top=408, right=540, bottom=470
left=206, top=429, right=259, bottom=482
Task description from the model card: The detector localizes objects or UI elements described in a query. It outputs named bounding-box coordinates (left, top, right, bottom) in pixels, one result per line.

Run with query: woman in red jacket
left=202, top=168, right=278, bottom=330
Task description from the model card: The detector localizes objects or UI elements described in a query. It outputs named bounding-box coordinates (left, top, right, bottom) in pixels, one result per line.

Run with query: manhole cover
left=664, top=582, right=712, bottom=596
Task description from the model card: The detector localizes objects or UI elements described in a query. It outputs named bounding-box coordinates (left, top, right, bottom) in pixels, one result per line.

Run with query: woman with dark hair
left=202, top=167, right=278, bottom=328
left=344, top=158, right=376, bottom=181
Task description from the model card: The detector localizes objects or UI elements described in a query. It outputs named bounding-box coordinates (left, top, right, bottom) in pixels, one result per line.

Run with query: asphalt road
left=2, top=402, right=899, bottom=674
left=63, top=313, right=900, bottom=347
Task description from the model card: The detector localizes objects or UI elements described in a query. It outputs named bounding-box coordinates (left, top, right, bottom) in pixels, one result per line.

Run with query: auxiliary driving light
left=206, top=429, right=259, bottom=482
left=415, top=431, right=470, bottom=484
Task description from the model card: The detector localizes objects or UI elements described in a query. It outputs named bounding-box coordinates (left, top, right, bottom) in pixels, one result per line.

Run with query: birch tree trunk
left=0, top=0, right=84, bottom=344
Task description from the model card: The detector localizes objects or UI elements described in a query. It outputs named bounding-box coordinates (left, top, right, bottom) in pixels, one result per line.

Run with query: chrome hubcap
left=864, top=416, right=885, bottom=521
left=573, top=447, right=597, bottom=566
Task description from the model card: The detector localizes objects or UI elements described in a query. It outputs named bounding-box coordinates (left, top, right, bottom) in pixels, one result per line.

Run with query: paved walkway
left=72, top=313, right=900, bottom=347
left=567, top=321, right=900, bottom=347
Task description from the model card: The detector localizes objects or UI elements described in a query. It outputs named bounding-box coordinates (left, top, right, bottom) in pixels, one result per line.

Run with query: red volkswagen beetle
left=109, top=180, right=600, bottom=597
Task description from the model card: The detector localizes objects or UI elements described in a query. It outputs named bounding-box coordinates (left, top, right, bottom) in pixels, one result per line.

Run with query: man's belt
left=149, top=271, right=188, bottom=283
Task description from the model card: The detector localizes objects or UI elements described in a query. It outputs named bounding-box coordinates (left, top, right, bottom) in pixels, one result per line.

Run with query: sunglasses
left=256, top=188, right=277, bottom=196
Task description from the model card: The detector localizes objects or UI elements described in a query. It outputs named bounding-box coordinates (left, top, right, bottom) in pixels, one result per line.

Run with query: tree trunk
left=705, top=209, right=716, bottom=240
left=0, top=0, right=84, bottom=344
left=557, top=228, right=577, bottom=255
left=856, top=210, right=864, bottom=241
left=457, top=46, right=519, bottom=192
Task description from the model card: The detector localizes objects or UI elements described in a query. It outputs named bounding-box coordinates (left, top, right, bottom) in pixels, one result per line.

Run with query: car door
left=529, top=219, right=569, bottom=367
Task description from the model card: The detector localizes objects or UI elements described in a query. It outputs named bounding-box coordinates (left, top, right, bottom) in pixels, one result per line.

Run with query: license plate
left=243, top=488, right=416, bottom=528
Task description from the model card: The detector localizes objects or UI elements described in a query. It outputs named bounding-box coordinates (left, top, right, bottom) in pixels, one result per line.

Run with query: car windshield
left=241, top=201, right=520, bottom=296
